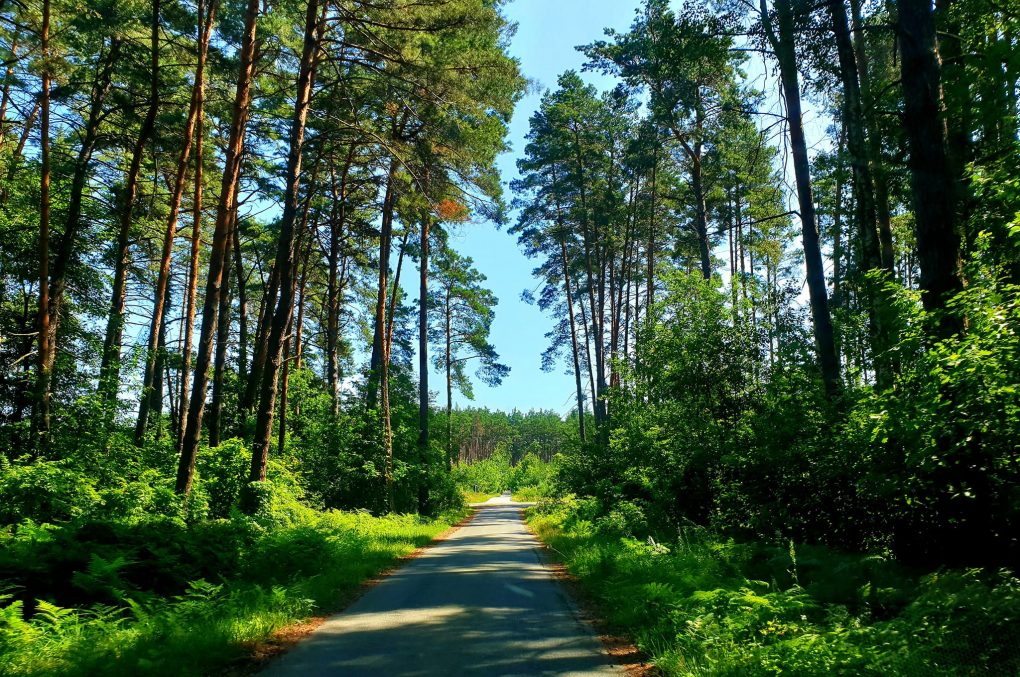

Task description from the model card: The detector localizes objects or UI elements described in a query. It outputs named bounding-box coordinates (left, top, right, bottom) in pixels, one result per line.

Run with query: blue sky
left=432, top=0, right=645, bottom=416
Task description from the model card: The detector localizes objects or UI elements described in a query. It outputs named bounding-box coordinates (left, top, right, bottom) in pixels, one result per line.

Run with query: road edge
left=522, top=506, right=659, bottom=676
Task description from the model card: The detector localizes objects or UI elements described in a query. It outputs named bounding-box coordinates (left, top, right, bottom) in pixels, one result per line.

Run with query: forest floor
left=261, top=497, right=619, bottom=675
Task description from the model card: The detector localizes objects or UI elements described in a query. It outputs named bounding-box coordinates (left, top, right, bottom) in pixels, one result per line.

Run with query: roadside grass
left=527, top=499, right=1020, bottom=676
left=0, top=507, right=469, bottom=676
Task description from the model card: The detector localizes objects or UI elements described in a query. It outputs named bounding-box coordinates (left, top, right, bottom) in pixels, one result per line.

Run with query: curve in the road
left=262, top=497, right=618, bottom=676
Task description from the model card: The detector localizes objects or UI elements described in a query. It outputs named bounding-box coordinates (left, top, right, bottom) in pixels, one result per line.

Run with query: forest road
left=262, top=493, right=619, bottom=676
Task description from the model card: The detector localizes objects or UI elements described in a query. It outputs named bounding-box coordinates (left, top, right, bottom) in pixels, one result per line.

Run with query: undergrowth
left=0, top=507, right=468, bottom=675
left=527, top=498, right=1020, bottom=676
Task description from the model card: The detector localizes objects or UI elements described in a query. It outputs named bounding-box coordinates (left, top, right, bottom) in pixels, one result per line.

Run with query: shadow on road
left=262, top=504, right=617, bottom=676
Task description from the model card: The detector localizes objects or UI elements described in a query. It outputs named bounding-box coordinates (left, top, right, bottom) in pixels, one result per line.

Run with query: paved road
left=263, top=494, right=618, bottom=676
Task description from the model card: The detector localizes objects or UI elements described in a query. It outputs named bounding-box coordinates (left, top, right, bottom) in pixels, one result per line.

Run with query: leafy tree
left=428, top=245, right=508, bottom=465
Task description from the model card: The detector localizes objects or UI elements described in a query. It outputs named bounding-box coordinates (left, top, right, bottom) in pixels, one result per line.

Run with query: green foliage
left=453, top=449, right=556, bottom=498
left=846, top=255, right=1020, bottom=563
left=528, top=500, right=1020, bottom=676
left=554, top=258, right=1020, bottom=562
left=0, top=463, right=102, bottom=525
left=0, top=506, right=468, bottom=675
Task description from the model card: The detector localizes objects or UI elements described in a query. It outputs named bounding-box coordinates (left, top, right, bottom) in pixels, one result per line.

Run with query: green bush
left=0, top=463, right=101, bottom=525
left=528, top=499, right=1020, bottom=676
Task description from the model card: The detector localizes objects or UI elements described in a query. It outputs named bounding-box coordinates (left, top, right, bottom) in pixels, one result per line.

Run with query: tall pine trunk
left=417, top=215, right=431, bottom=514
left=367, top=156, right=399, bottom=408
left=136, top=0, right=216, bottom=443
left=42, top=39, right=121, bottom=384
left=99, top=0, right=162, bottom=404
left=247, top=0, right=321, bottom=487
left=177, top=0, right=261, bottom=495
left=897, top=0, right=963, bottom=327
left=830, top=0, right=895, bottom=388
left=561, top=238, right=586, bottom=442
left=208, top=202, right=236, bottom=448
left=762, top=0, right=841, bottom=398
left=177, top=92, right=205, bottom=453
left=33, top=0, right=52, bottom=447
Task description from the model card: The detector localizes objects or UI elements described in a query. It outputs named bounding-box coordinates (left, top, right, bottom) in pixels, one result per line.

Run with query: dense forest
left=0, top=0, right=1018, bottom=672
left=511, top=0, right=1020, bottom=671
left=0, top=0, right=525, bottom=512
left=513, top=0, right=1019, bottom=566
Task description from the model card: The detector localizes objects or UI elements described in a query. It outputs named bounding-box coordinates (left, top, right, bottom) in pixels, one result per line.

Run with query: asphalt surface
left=262, top=493, right=618, bottom=676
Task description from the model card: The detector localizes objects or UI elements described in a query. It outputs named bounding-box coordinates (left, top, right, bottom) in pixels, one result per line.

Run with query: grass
left=0, top=507, right=469, bottom=676
left=527, top=498, right=1020, bottom=676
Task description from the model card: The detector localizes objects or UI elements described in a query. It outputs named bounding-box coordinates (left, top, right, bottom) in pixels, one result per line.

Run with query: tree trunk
left=561, top=238, right=586, bottom=442
left=897, top=0, right=963, bottom=327
left=242, top=253, right=281, bottom=416
left=762, top=0, right=841, bottom=398
left=276, top=250, right=303, bottom=458
left=292, top=242, right=310, bottom=424
left=367, top=156, right=399, bottom=408
left=247, top=0, right=321, bottom=487
left=150, top=291, right=170, bottom=440
left=136, top=0, right=216, bottom=443
left=325, top=165, right=343, bottom=414
left=234, top=223, right=249, bottom=390
left=386, top=230, right=410, bottom=354
left=849, top=0, right=896, bottom=271
left=177, top=0, right=261, bottom=495
left=0, top=32, right=19, bottom=150
left=43, top=39, right=122, bottom=381
left=830, top=0, right=882, bottom=274
left=692, top=151, right=711, bottom=280
left=99, top=0, right=162, bottom=404
left=445, top=288, right=453, bottom=470
left=208, top=205, right=235, bottom=448
left=177, top=87, right=205, bottom=454
left=33, top=0, right=52, bottom=447
left=569, top=125, right=608, bottom=426
left=417, top=215, right=431, bottom=514
left=830, top=0, right=894, bottom=388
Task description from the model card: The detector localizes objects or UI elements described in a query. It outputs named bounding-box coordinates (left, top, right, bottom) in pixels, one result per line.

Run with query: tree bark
left=762, top=0, right=841, bottom=398
left=136, top=0, right=216, bottom=443
left=33, top=0, right=52, bottom=447
left=208, top=204, right=235, bottom=448
left=177, top=0, right=261, bottom=495
left=325, top=151, right=355, bottom=414
left=561, top=238, right=586, bottom=442
left=43, top=39, right=121, bottom=381
left=829, top=0, right=882, bottom=274
left=830, top=0, right=894, bottom=388
left=0, top=32, right=19, bottom=150
left=99, top=0, right=162, bottom=404
left=417, top=215, right=431, bottom=514
left=233, top=222, right=249, bottom=390
left=177, top=81, right=206, bottom=454
left=247, top=0, right=322, bottom=487
left=276, top=247, right=304, bottom=458
left=897, top=0, right=963, bottom=327
left=445, top=287, right=453, bottom=469
left=568, top=124, right=608, bottom=426
left=367, top=156, right=400, bottom=408
left=849, top=0, right=896, bottom=271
